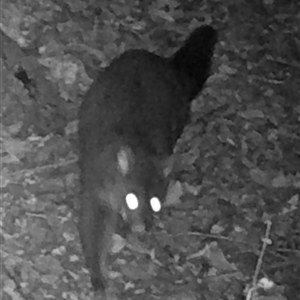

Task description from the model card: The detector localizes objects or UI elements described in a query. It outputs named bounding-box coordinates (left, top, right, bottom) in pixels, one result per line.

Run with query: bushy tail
left=171, top=25, right=218, bottom=92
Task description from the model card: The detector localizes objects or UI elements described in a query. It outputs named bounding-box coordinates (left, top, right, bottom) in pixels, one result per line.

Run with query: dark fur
left=78, top=25, right=218, bottom=291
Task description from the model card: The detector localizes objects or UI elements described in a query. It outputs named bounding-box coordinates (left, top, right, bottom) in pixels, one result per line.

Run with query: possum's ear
left=162, top=153, right=183, bottom=177
left=117, top=146, right=135, bottom=175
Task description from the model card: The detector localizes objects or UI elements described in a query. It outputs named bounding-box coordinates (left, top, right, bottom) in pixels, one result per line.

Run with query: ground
left=1, top=1, right=299, bottom=300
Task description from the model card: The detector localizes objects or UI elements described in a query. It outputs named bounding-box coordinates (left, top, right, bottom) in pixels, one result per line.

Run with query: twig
left=252, top=220, right=272, bottom=287
left=246, top=220, right=272, bottom=300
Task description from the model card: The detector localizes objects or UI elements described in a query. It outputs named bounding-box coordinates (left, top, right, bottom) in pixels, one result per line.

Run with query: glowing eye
left=150, top=197, right=161, bottom=212
left=125, top=193, right=139, bottom=210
